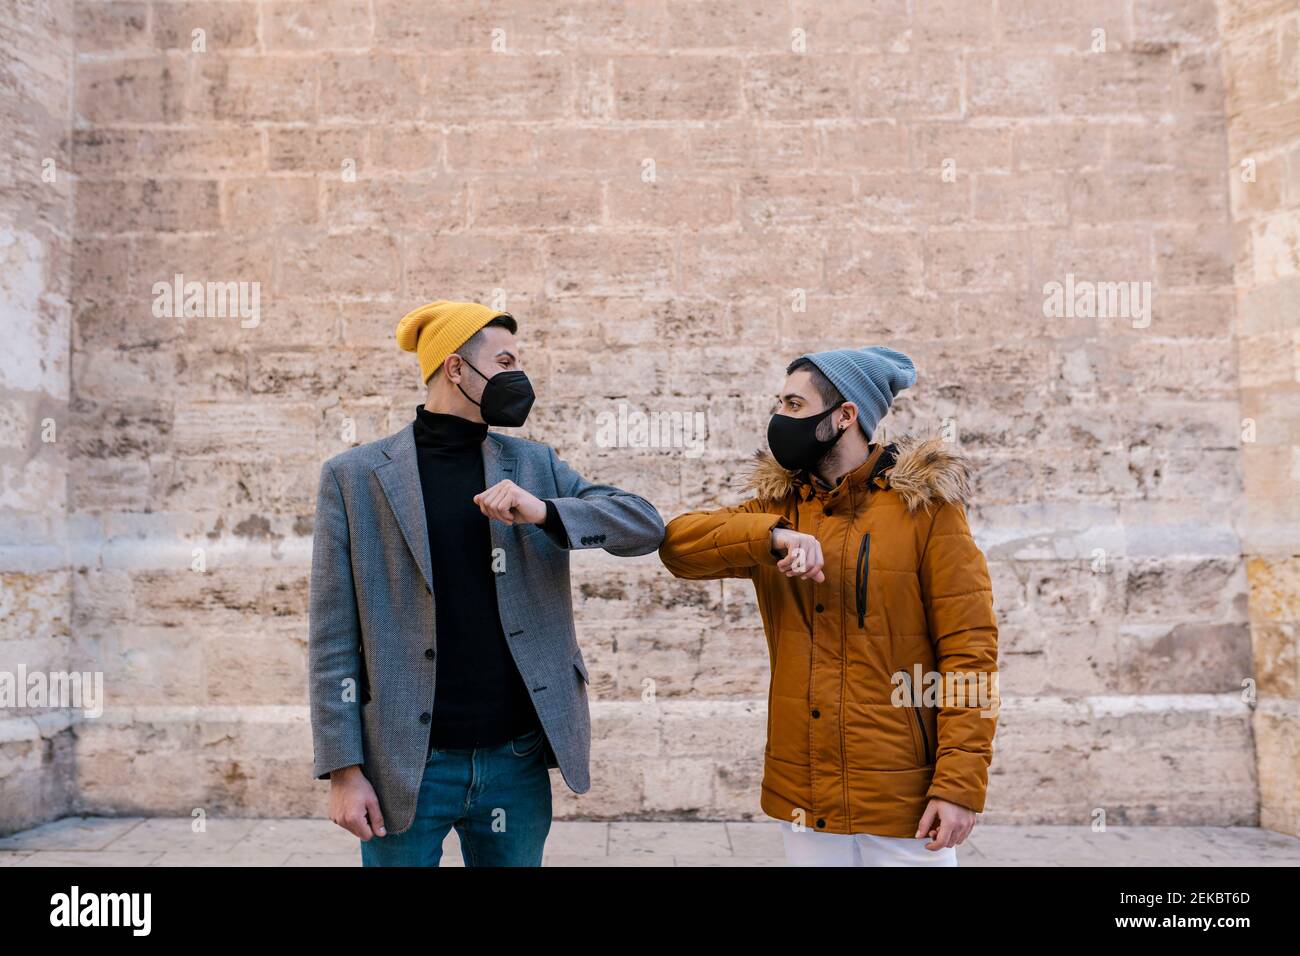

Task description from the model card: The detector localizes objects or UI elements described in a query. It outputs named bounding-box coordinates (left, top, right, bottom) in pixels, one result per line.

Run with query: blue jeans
left=360, top=725, right=553, bottom=867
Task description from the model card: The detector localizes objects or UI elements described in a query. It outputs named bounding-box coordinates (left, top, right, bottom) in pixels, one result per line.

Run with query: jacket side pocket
left=897, top=668, right=930, bottom=766
left=358, top=639, right=371, bottom=704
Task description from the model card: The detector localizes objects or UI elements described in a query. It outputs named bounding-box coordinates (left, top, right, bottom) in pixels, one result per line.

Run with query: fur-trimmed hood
left=739, top=435, right=973, bottom=513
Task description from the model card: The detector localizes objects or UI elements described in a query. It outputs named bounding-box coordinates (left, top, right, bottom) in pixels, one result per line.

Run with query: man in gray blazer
left=308, top=299, right=665, bottom=866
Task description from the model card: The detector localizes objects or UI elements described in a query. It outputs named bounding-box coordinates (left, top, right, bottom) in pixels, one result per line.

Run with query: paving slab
left=101, top=817, right=262, bottom=853
left=12, top=850, right=165, bottom=866
left=725, top=821, right=787, bottom=857
left=0, top=819, right=1295, bottom=866
left=607, top=821, right=733, bottom=857
left=0, top=817, right=146, bottom=852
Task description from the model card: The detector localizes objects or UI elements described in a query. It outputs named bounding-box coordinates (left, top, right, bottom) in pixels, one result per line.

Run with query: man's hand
left=915, top=797, right=976, bottom=851
left=473, top=479, right=547, bottom=525
left=771, top=528, right=826, bottom=582
left=329, top=765, right=386, bottom=841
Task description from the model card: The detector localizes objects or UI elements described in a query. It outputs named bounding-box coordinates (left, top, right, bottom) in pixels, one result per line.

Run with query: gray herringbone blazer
left=308, top=422, right=665, bottom=835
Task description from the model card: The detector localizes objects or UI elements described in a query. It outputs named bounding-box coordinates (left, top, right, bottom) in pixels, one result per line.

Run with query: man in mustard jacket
left=658, top=346, right=999, bottom=867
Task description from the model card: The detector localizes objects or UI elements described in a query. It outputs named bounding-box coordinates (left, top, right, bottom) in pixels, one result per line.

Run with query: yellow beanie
left=395, top=300, right=509, bottom=383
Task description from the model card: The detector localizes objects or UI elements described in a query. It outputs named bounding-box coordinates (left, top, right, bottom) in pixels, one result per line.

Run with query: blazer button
left=811, top=709, right=820, bottom=719
left=816, top=819, right=826, bottom=829
left=419, top=712, right=431, bottom=723
left=815, top=603, right=825, bottom=613
left=823, top=506, right=833, bottom=516
left=424, top=648, right=435, bottom=659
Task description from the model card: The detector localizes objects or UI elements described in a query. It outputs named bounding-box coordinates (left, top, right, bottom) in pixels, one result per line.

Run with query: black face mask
left=456, top=356, right=535, bottom=427
left=767, top=402, right=847, bottom=472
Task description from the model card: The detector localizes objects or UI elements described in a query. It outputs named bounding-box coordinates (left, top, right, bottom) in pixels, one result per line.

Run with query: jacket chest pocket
left=854, top=532, right=870, bottom=629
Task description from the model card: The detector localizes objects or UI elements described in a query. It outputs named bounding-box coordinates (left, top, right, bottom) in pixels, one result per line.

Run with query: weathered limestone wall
left=0, top=0, right=76, bottom=831
left=1218, top=0, right=1300, bottom=837
left=4, top=0, right=1290, bottom=835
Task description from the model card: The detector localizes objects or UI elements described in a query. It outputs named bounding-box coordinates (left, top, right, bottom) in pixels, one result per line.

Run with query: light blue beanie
left=801, top=346, right=917, bottom=439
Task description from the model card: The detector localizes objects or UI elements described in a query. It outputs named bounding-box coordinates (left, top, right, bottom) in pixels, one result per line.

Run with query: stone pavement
left=1, top=818, right=1298, bottom=866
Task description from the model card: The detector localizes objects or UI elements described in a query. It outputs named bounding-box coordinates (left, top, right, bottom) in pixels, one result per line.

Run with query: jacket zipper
left=854, top=532, right=870, bottom=628
left=898, top=668, right=930, bottom=764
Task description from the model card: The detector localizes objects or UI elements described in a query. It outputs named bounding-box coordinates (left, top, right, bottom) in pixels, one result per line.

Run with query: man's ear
left=838, top=401, right=859, bottom=431
left=443, top=353, right=463, bottom=385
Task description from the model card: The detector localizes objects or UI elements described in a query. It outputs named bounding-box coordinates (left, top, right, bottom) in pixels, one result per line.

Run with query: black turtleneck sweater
left=412, top=405, right=547, bottom=750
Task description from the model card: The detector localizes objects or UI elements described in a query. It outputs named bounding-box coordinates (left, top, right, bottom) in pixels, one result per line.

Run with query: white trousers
left=780, top=821, right=958, bottom=867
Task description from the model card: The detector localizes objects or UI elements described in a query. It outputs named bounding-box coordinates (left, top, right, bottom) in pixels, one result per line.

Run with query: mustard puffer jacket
left=658, top=437, right=1000, bottom=837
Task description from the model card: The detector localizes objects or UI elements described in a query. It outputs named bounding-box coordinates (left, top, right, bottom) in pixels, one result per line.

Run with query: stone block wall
left=1218, top=0, right=1300, bottom=836
left=1, top=0, right=1293, bottom=836
left=0, top=0, right=77, bottom=832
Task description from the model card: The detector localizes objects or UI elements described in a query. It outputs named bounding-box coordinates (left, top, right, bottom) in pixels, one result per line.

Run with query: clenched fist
left=771, top=528, right=826, bottom=582
left=473, top=479, right=547, bottom=525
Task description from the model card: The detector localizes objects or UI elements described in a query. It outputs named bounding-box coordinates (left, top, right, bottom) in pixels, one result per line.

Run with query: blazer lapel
left=374, top=422, right=432, bottom=594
